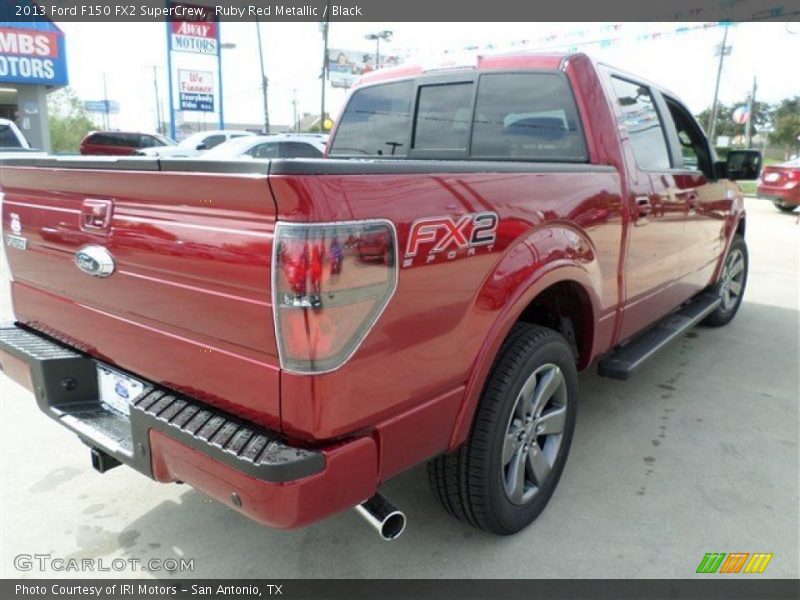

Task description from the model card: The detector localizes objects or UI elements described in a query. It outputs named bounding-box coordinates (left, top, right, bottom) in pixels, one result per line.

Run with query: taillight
left=787, top=169, right=799, bottom=181
left=272, top=220, right=397, bottom=373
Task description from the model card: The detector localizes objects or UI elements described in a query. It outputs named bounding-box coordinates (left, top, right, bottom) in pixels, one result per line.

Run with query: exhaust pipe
left=355, top=493, right=406, bottom=540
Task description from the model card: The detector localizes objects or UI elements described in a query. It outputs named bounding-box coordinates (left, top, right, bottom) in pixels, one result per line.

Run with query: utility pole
left=102, top=73, right=109, bottom=129
left=152, top=66, right=163, bottom=135
left=292, top=89, right=298, bottom=132
left=320, top=0, right=331, bottom=132
left=255, top=17, right=270, bottom=134
left=744, top=76, right=757, bottom=149
left=708, top=25, right=732, bottom=144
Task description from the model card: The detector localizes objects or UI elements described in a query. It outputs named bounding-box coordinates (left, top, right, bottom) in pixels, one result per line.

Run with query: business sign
left=84, top=100, right=120, bottom=114
left=166, top=1, right=222, bottom=134
left=178, top=69, right=214, bottom=112
left=327, top=48, right=402, bottom=88
left=0, top=26, right=68, bottom=86
left=169, top=2, right=218, bottom=55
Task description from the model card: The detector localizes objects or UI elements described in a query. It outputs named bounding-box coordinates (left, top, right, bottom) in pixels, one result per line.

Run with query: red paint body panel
left=149, top=430, right=378, bottom=529
left=2, top=166, right=281, bottom=428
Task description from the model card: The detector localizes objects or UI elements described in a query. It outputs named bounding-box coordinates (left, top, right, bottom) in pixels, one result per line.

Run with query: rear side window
left=329, top=80, right=413, bottom=157
left=86, top=133, right=111, bottom=146
left=413, top=82, right=474, bottom=151
left=280, top=142, right=323, bottom=158
left=471, top=73, right=587, bottom=161
left=610, top=77, right=671, bottom=171
left=248, top=143, right=281, bottom=158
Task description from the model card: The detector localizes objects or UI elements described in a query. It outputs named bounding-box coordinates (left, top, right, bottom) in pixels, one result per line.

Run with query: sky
left=57, top=21, right=800, bottom=135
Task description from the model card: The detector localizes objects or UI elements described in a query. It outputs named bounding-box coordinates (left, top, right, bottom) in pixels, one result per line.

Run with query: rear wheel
left=702, top=234, right=748, bottom=327
left=427, top=323, right=577, bottom=535
left=773, top=200, right=797, bottom=213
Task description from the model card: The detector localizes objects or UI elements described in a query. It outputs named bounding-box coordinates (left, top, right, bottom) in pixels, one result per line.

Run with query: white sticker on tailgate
left=97, top=366, right=145, bottom=417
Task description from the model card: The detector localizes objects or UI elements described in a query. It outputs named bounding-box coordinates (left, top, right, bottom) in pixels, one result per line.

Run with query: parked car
left=0, top=118, right=31, bottom=151
left=757, top=157, right=800, bottom=212
left=201, top=134, right=328, bottom=160
left=0, top=118, right=46, bottom=158
left=80, top=131, right=175, bottom=156
left=136, top=130, right=254, bottom=158
left=0, top=52, right=760, bottom=540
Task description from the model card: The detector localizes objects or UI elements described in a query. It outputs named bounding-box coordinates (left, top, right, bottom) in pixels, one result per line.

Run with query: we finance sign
left=0, top=26, right=68, bottom=85
left=170, top=3, right=218, bottom=55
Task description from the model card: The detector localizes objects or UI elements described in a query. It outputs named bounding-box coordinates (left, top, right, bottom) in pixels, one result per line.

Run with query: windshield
left=0, top=123, right=24, bottom=148
left=177, top=132, right=210, bottom=148
left=783, top=157, right=800, bottom=167
left=155, top=135, right=176, bottom=146
left=202, top=137, right=260, bottom=158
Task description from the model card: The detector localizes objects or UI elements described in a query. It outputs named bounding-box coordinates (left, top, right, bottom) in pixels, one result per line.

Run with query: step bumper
left=0, top=324, right=377, bottom=528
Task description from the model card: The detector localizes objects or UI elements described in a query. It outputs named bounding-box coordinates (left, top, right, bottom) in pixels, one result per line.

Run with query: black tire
left=702, top=234, right=748, bottom=327
left=427, top=323, right=578, bottom=535
left=773, top=200, right=797, bottom=213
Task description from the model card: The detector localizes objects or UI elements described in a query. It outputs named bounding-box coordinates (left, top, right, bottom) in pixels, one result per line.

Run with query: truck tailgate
left=1, top=159, right=281, bottom=428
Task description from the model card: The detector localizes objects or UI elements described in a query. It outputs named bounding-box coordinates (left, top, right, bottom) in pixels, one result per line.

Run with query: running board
left=598, top=293, right=721, bottom=380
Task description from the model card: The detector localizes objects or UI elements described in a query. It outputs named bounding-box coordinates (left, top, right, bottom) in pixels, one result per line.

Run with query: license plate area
left=97, top=366, right=145, bottom=417
left=764, top=172, right=780, bottom=182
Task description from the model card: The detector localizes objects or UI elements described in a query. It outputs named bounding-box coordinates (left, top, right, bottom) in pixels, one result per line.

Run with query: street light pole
left=102, top=73, right=109, bottom=129
left=255, top=17, right=270, bottom=134
left=321, top=1, right=331, bottom=132
left=218, top=42, right=236, bottom=130
left=708, top=25, right=731, bottom=143
left=364, top=30, right=393, bottom=70
left=745, top=77, right=757, bottom=149
left=152, top=66, right=162, bottom=135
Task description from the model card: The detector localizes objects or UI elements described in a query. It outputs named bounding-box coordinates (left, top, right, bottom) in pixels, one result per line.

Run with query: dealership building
left=0, top=8, right=68, bottom=151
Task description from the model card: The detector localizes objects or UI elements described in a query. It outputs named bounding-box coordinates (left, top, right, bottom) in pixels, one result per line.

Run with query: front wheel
left=773, top=200, right=797, bottom=213
left=427, top=324, right=578, bottom=535
left=702, top=234, right=748, bottom=327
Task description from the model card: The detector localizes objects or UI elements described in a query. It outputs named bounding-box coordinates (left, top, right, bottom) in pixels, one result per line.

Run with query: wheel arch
left=448, top=259, right=601, bottom=450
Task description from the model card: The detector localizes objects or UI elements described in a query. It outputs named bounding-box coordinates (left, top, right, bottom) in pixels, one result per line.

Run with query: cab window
left=610, top=77, right=672, bottom=171
left=665, top=96, right=714, bottom=178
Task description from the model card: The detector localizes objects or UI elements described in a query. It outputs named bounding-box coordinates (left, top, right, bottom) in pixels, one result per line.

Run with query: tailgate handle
left=80, top=199, right=113, bottom=233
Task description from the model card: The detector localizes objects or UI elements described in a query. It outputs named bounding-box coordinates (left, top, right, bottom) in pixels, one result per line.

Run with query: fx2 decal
left=403, top=212, right=498, bottom=268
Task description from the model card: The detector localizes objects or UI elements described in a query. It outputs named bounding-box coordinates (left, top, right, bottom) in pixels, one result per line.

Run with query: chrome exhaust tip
left=355, top=493, right=406, bottom=541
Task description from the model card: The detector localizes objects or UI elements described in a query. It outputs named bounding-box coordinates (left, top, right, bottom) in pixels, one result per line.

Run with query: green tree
left=695, top=100, right=773, bottom=141
left=769, top=96, right=800, bottom=154
left=47, top=88, right=96, bottom=153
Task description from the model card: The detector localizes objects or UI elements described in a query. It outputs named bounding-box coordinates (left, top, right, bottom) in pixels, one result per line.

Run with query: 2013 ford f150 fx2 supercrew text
left=0, top=52, right=761, bottom=539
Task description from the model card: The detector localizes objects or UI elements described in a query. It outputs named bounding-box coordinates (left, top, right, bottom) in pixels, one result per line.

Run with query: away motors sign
left=178, top=69, right=214, bottom=112
left=169, top=3, right=218, bottom=55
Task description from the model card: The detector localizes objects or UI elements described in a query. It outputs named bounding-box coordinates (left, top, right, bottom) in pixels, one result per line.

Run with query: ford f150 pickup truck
left=0, top=52, right=761, bottom=539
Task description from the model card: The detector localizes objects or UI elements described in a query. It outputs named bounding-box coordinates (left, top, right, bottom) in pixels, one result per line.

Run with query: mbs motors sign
left=0, top=26, right=68, bottom=85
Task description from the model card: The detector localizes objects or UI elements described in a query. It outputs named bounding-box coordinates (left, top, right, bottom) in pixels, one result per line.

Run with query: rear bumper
left=0, top=324, right=377, bottom=529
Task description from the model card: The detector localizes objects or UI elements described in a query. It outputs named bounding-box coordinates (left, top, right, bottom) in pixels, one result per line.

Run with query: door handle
left=634, top=196, right=651, bottom=226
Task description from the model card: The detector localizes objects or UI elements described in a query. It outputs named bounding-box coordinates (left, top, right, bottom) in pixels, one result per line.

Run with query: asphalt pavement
left=1, top=197, right=798, bottom=579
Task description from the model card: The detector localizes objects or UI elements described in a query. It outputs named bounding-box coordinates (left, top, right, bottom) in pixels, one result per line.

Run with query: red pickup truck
left=0, top=52, right=761, bottom=540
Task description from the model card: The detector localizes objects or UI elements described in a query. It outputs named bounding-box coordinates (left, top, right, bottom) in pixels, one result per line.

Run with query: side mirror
left=196, top=143, right=207, bottom=151
left=724, top=149, right=762, bottom=181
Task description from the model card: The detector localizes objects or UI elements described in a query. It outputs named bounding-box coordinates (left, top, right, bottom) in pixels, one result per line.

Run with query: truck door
left=606, top=75, right=685, bottom=342
left=660, top=95, right=731, bottom=299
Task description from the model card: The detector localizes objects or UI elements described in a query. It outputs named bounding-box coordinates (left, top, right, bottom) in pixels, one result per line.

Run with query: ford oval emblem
left=75, top=245, right=115, bottom=277
left=114, top=381, right=130, bottom=399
